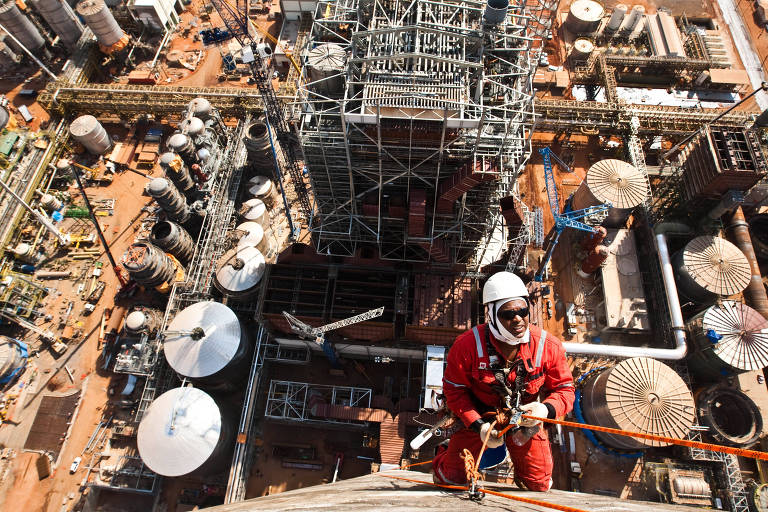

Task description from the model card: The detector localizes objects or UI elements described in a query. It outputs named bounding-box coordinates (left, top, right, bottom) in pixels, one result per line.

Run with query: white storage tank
left=570, top=37, right=595, bottom=61
left=247, top=175, right=279, bottom=208
left=240, top=197, right=268, bottom=227
left=0, top=1, right=45, bottom=50
left=137, top=387, right=235, bottom=477
left=620, top=5, right=645, bottom=35
left=604, top=3, right=627, bottom=33
left=213, top=245, right=266, bottom=301
left=69, top=115, right=112, bottom=155
left=565, top=0, right=604, bottom=33
left=0, top=336, right=26, bottom=385
left=33, top=0, right=84, bottom=48
left=163, top=301, right=252, bottom=389
left=76, top=0, right=124, bottom=48
left=306, top=43, right=347, bottom=97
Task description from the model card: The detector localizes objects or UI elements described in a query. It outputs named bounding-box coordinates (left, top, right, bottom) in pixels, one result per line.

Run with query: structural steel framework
left=297, top=0, right=540, bottom=264
left=265, top=380, right=372, bottom=422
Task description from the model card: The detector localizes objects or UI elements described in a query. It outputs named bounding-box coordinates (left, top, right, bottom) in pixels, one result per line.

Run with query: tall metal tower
left=298, top=0, right=546, bottom=266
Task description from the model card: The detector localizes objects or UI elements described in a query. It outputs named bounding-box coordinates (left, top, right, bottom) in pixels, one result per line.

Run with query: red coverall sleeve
left=541, top=338, right=575, bottom=418
left=442, top=340, right=482, bottom=427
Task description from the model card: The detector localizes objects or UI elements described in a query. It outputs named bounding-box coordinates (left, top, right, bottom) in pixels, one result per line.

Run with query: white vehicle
left=70, top=456, right=82, bottom=473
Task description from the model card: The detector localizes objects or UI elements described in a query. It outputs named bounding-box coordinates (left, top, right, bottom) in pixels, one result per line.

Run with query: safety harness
left=471, top=324, right=548, bottom=410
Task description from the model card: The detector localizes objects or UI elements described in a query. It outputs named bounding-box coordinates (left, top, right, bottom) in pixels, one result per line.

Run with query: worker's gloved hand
left=477, top=422, right=504, bottom=448
left=519, top=401, right=549, bottom=427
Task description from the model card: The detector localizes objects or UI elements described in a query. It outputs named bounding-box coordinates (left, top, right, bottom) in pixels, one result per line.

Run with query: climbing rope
left=379, top=473, right=590, bottom=512
left=496, top=414, right=768, bottom=461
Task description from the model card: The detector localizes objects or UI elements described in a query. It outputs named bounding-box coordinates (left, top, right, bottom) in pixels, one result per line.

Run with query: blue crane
left=534, top=147, right=612, bottom=282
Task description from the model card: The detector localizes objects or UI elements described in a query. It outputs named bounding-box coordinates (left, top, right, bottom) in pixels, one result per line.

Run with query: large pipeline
left=562, top=231, right=687, bottom=360
left=727, top=207, right=768, bottom=320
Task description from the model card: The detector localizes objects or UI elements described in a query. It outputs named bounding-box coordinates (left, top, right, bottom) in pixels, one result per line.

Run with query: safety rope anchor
left=468, top=480, right=485, bottom=502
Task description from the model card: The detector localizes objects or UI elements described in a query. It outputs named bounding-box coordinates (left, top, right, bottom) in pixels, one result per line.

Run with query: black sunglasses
left=498, top=307, right=529, bottom=321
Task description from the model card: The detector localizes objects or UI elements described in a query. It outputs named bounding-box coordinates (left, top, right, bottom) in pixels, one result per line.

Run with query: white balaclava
left=487, top=297, right=529, bottom=346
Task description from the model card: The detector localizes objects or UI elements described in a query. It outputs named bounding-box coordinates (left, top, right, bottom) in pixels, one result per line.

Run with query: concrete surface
left=206, top=470, right=697, bottom=511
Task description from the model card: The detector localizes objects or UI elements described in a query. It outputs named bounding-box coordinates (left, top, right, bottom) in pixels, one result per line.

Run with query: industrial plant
left=0, top=0, right=765, bottom=510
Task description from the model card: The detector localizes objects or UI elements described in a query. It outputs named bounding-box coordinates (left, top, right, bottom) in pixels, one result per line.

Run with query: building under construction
left=1, top=0, right=768, bottom=511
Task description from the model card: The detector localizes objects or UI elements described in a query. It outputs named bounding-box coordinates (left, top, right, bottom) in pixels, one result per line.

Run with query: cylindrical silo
left=76, top=0, right=124, bottom=48
left=247, top=175, right=279, bottom=208
left=685, top=301, right=768, bottom=381
left=145, top=178, right=191, bottom=223
left=0, top=38, right=21, bottom=64
left=604, top=3, right=627, bottom=33
left=213, top=245, right=266, bottom=301
left=240, top=197, right=268, bottom=227
left=163, top=301, right=252, bottom=388
left=33, top=0, right=83, bottom=48
left=235, top=221, right=274, bottom=255
left=673, top=236, right=751, bottom=305
left=483, top=0, right=509, bottom=25
left=180, top=117, right=205, bottom=138
left=150, top=220, right=195, bottom=264
left=39, top=193, right=62, bottom=212
left=696, top=385, right=762, bottom=447
left=577, top=245, right=608, bottom=277
left=565, top=0, right=604, bottom=33
left=621, top=5, right=645, bottom=34
left=123, top=306, right=163, bottom=336
left=187, top=97, right=212, bottom=121
left=0, top=1, right=45, bottom=50
left=581, top=357, right=695, bottom=450
left=167, top=132, right=196, bottom=165
left=158, top=152, right=195, bottom=193
left=571, top=159, right=648, bottom=227
left=121, top=242, right=180, bottom=290
left=69, top=115, right=112, bottom=155
left=137, top=387, right=236, bottom=477
left=243, top=121, right=274, bottom=168
left=570, top=37, right=595, bottom=61
left=0, top=336, right=26, bottom=385
left=306, top=43, right=347, bottom=97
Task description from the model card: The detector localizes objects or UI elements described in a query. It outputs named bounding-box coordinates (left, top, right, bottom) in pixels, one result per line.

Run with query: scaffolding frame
left=298, top=0, right=540, bottom=265
left=265, top=380, right=372, bottom=422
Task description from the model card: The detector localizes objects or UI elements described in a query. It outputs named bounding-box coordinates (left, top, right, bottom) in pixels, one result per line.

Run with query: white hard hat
left=482, top=271, right=528, bottom=304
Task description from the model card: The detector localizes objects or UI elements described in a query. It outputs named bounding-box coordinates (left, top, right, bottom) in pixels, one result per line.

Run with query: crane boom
left=282, top=307, right=385, bottom=341
left=314, top=307, right=385, bottom=334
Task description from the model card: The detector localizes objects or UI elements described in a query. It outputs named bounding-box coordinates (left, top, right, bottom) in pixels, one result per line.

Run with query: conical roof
left=214, top=245, right=265, bottom=292
left=586, top=159, right=648, bottom=209
left=164, top=301, right=241, bottom=378
left=682, top=236, right=751, bottom=297
left=137, top=387, right=221, bottom=476
left=701, top=301, right=768, bottom=371
left=236, top=221, right=264, bottom=250
left=602, top=357, right=694, bottom=447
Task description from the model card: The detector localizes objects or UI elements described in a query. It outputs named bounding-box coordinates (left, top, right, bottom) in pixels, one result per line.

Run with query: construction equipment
left=282, top=307, right=385, bottom=366
left=534, top=148, right=612, bottom=282
left=0, top=311, right=67, bottom=355
left=208, top=0, right=311, bottom=239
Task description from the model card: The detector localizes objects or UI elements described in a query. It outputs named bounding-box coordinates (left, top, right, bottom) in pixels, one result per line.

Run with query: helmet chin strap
left=487, top=299, right=528, bottom=346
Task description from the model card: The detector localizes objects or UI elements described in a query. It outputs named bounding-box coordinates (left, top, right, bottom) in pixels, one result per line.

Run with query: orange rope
left=379, top=473, right=589, bottom=512
left=400, top=459, right=434, bottom=470
left=498, top=414, right=768, bottom=461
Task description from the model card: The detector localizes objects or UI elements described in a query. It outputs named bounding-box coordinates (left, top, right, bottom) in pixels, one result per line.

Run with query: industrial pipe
left=727, top=207, right=768, bottom=320
left=562, top=233, right=687, bottom=360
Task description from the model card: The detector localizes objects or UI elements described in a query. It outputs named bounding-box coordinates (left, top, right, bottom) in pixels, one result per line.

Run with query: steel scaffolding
left=298, top=0, right=538, bottom=265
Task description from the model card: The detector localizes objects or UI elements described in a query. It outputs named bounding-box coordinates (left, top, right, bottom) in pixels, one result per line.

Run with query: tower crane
left=282, top=307, right=385, bottom=366
left=534, top=147, right=611, bottom=282
left=207, top=0, right=311, bottom=238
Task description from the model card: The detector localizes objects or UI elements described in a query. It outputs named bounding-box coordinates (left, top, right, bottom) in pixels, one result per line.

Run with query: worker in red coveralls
left=432, top=271, right=574, bottom=491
